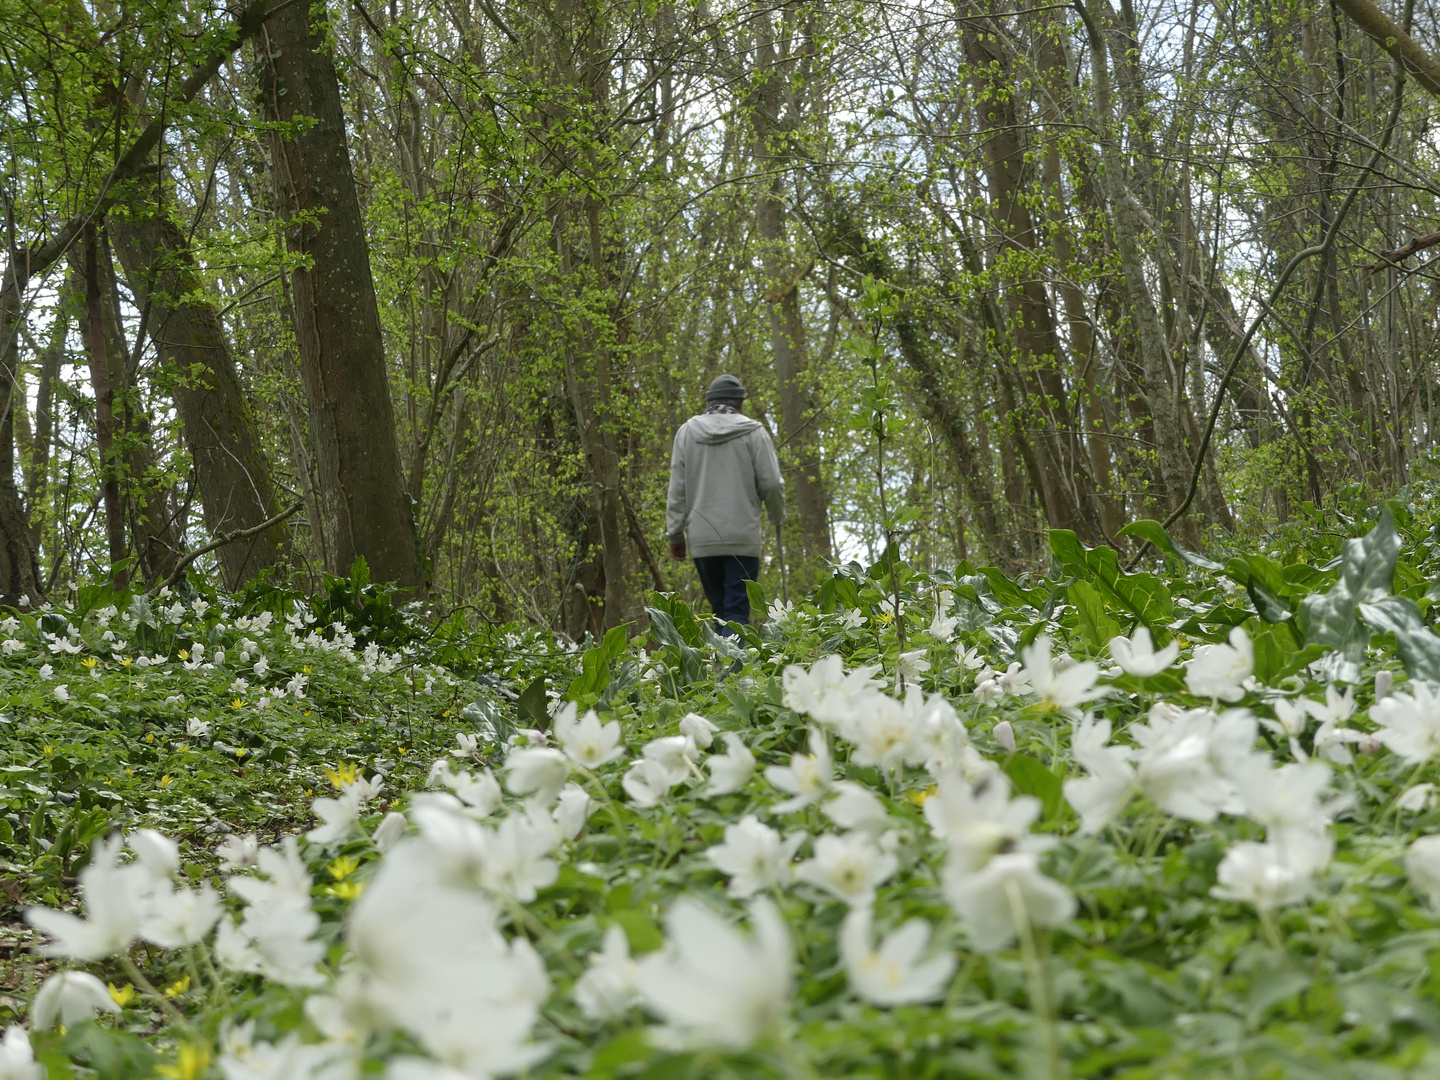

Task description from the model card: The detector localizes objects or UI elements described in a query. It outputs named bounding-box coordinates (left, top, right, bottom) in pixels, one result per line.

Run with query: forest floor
left=5, top=500, right=1440, bottom=1077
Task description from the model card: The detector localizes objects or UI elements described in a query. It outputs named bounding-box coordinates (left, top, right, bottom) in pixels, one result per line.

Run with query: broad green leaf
left=569, top=623, right=631, bottom=702
left=1003, top=754, right=1066, bottom=822
left=1069, top=579, right=1120, bottom=651
left=1358, top=596, right=1440, bottom=683
left=1295, top=508, right=1399, bottom=673
left=1246, top=579, right=1294, bottom=623
left=1049, top=531, right=1173, bottom=627
left=1117, top=519, right=1224, bottom=570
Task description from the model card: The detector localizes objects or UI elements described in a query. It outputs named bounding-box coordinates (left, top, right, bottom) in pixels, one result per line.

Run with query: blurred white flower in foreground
left=823, top=781, right=891, bottom=836
left=1212, top=841, right=1310, bottom=909
left=504, top=746, right=570, bottom=805
left=348, top=838, right=551, bottom=1077
left=554, top=703, right=624, bottom=768
left=925, top=771, right=1045, bottom=873
left=574, top=925, right=639, bottom=1022
left=1063, top=718, right=1137, bottom=834
left=1370, top=682, right=1440, bottom=763
left=944, top=852, right=1075, bottom=951
left=795, top=831, right=897, bottom=906
left=678, top=713, right=718, bottom=749
left=840, top=907, right=955, bottom=1006
left=306, top=790, right=362, bottom=845
left=31, top=972, right=118, bottom=1030
left=1398, top=783, right=1438, bottom=813
left=635, top=898, right=791, bottom=1050
left=622, top=758, right=681, bottom=807
left=706, top=815, right=805, bottom=898
left=26, top=835, right=141, bottom=960
left=705, top=733, right=755, bottom=795
left=781, top=655, right=882, bottom=727
left=1184, top=627, right=1253, bottom=702
left=217, top=833, right=259, bottom=871
left=765, top=727, right=832, bottom=813
left=1022, top=636, right=1104, bottom=716
left=0, top=1026, right=39, bottom=1080
left=553, top=784, right=594, bottom=841
left=1109, top=627, right=1179, bottom=678
left=1406, top=834, right=1440, bottom=910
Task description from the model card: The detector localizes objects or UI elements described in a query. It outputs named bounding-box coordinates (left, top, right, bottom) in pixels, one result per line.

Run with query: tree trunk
left=109, top=187, right=289, bottom=589
left=257, top=0, right=422, bottom=594
left=72, top=228, right=181, bottom=585
left=752, top=9, right=832, bottom=574
left=963, top=21, right=1105, bottom=543
left=0, top=292, right=43, bottom=606
left=22, top=312, right=65, bottom=552
left=79, top=223, right=131, bottom=587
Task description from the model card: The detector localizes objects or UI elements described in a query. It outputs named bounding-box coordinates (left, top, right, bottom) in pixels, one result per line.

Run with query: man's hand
left=668, top=541, right=687, bottom=561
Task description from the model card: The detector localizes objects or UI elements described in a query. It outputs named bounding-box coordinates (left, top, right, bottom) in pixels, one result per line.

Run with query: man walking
left=666, top=374, right=786, bottom=634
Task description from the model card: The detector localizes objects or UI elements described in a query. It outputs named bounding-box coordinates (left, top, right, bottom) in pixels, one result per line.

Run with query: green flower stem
left=120, top=954, right=189, bottom=1029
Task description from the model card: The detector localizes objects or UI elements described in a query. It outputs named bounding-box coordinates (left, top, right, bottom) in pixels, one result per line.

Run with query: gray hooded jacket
left=666, top=412, right=786, bottom=558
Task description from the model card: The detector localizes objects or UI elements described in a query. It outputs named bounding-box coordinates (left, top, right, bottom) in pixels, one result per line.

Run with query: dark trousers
left=693, top=555, right=760, bottom=635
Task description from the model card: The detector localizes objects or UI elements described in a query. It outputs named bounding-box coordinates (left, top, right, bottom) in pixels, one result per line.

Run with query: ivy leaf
left=1295, top=507, right=1400, bottom=677
left=1358, top=596, right=1440, bottom=684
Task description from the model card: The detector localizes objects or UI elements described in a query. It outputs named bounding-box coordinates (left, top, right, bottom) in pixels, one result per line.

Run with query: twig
left=1365, top=231, right=1440, bottom=274
left=151, top=501, right=301, bottom=593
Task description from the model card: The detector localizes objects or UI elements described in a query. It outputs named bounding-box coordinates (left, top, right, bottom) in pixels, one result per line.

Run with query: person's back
left=666, top=375, right=784, bottom=632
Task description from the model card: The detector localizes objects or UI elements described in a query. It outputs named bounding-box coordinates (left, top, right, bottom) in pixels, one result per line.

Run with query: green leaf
left=1246, top=579, right=1294, bottom=623
left=744, top=578, right=767, bottom=618
left=610, top=908, right=664, bottom=953
left=1069, top=579, right=1121, bottom=651
left=1049, top=531, right=1172, bottom=627
left=568, top=623, right=631, bottom=702
left=516, top=676, right=547, bottom=726
left=1116, top=519, right=1224, bottom=570
left=1295, top=508, right=1400, bottom=673
left=1003, top=754, right=1065, bottom=822
left=1358, top=596, right=1440, bottom=683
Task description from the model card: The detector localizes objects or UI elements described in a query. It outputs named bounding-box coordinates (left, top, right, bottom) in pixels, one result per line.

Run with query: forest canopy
left=4, top=0, right=1440, bottom=621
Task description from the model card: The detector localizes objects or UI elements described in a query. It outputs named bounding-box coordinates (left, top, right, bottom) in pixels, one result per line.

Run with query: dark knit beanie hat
left=706, top=373, right=747, bottom=401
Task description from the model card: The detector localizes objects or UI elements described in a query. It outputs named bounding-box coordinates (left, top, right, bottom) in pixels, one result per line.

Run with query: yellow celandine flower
left=328, top=855, right=360, bottom=881
left=304, top=788, right=314, bottom=798
left=119, top=657, right=132, bottom=668
left=302, top=665, right=313, bottom=675
left=125, top=766, right=134, bottom=777
left=442, top=709, right=452, bottom=718
left=42, top=745, right=52, bottom=756
left=145, top=732, right=155, bottom=744
left=905, top=785, right=937, bottom=806
left=156, top=1044, right=210, bottom=1080
left=177, top=649, right=189, bottom=661
left=327, top=880, right=365, bottom=901
left=877, top=611, right=895, bottom=624
left=235, top=747, right=247, bottom=758
left=107, top=982, right=136, bottom=1007
left=159, top=775, right=173, bottom=788
left=162, top=975, right=190, bottom=998
left=324, top=762, right=360, bottom=789
left=82, top=657, right=97, bottom=670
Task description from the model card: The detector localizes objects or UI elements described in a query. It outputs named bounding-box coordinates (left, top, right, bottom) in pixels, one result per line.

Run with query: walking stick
left=775, top=522, right=791, bottom=605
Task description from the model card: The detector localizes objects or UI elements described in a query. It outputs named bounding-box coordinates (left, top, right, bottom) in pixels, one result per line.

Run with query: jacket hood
left=689, top=413, right=762, bottom=444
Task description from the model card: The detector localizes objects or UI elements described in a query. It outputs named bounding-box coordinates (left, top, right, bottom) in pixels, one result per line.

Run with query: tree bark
left=79, top=223, right=131, bottom=587
left=73, top=227, right=181, bottom=585
left=752, top=9, right=832, bottom=573
left=109, top=187, right=289, bottom=589
left=257, top=0, right=423, bottom=594
left=964, top=22, right=1104, bottom=542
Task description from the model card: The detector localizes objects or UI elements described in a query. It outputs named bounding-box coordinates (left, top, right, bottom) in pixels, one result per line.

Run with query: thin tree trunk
left=258, top=0, right=423, bottom=594
left=109, top=186, right=288, bottom=589
left=79, top=223, right=130, bottom=587
left=752, top=10, right=831, bottom=572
